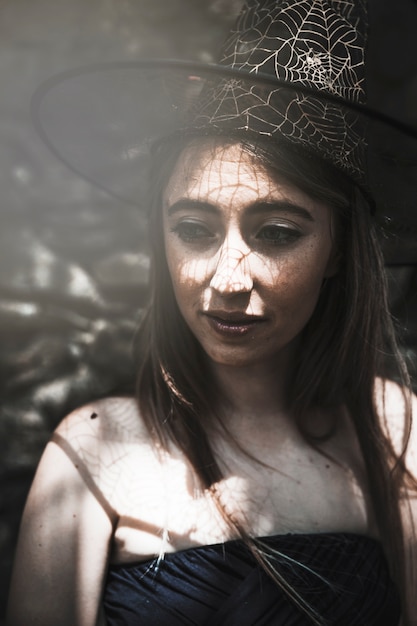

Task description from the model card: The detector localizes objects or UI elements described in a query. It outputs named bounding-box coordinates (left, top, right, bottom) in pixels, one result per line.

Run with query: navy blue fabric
left=103, top=532, right=401, bottom=625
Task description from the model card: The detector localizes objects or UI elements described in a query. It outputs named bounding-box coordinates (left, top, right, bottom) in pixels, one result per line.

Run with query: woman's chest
left=105, top=439, right=374, bottom=564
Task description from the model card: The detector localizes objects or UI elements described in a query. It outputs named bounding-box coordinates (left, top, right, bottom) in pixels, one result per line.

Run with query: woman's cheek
left=175, top=257, right=213, bottom=288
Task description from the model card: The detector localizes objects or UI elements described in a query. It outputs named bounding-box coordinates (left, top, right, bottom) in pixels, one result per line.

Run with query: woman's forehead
left=163, top=138, right=332, bottom=220
left=164, top=140, right=279, bottom=203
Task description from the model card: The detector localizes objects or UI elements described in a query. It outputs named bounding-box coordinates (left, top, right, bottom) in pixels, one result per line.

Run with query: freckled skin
left=163, top=141, right=339, bottom=370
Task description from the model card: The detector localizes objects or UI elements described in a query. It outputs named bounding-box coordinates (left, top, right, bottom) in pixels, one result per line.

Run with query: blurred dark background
left=0, top=1, right=416, bottom=622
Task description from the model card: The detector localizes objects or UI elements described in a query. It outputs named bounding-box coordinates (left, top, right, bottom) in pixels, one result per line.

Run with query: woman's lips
left=202, top=312, right=266, bottom=337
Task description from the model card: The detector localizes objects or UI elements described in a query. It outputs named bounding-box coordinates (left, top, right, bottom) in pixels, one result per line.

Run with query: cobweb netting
left=189, top=0, right=368, bottom=180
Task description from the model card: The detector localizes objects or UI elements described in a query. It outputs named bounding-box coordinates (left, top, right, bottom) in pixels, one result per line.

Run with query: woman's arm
left=6, top=412, right=115, bottom=626
left=375, top=379, right=417, bottom=626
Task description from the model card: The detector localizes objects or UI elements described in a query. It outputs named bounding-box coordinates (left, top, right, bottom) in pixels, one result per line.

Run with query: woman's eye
left=256, top=224, right=301, bottom=245
left=171, top=221, right=214, bottom=242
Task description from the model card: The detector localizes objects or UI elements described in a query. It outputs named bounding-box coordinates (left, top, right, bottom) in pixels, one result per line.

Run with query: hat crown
left=220, top=0, right=368, bottom=104
left=191, top=0, right=369, bottom=180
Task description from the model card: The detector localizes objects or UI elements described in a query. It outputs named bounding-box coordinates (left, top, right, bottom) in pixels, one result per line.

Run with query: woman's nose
left=209, top=238, right=253, bottom=294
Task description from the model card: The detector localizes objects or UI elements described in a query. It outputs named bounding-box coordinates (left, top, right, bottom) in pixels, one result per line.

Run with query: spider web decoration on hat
left=191, top=0, right=368, bottom=180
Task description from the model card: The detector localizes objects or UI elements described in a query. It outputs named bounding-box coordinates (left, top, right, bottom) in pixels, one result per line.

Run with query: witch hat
left=31, top=0, right=417, bottom=264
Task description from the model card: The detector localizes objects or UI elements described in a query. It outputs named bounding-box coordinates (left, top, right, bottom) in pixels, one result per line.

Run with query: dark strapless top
left=103, top=532, right=401, bottom=625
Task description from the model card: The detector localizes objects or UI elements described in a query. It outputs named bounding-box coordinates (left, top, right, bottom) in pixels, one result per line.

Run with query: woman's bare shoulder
left=51, top=396, right=156, bottom=513
left=6, top=398, right=137, bottom=626
left=56, top=395, right=148, bottom=443
left=373, top=377, right=417, bottom=474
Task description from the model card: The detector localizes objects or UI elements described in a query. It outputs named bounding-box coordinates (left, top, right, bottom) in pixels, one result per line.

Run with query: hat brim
left=31, top=59, right=417, bottom=265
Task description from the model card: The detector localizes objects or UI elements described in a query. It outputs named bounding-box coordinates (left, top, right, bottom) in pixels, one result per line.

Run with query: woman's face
left=163, top=140, right=339, bottom=369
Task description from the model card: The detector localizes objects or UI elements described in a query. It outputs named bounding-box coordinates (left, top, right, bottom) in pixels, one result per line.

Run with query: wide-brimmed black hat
left=31, top=0, right=417, bottom=265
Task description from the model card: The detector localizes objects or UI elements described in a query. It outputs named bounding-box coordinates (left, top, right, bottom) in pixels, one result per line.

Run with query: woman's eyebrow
left=248, top=201, right=315, bottom=221
left=166, top=198, right=314, bottom=221
left=166, top=198, right=220, bottom=216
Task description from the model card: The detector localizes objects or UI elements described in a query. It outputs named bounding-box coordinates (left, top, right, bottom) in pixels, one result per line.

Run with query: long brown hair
left=135, top=132, right=415, bottom=624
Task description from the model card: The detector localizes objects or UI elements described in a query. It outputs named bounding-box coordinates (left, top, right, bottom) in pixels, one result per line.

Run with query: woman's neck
left=207, top=345, right=298, bottom=431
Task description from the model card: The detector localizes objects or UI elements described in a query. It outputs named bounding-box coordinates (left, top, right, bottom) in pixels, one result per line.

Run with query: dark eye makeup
left=170, top=220, right=215, bottom=243
left=255, top=223, right=302, bottom=245
left=170, top=218, right=304, bottom=248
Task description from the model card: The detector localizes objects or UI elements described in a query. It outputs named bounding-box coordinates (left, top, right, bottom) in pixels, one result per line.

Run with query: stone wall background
left=0, top=0, right=416, bottom=622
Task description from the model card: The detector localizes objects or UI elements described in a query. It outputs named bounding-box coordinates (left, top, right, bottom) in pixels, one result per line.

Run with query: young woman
left=7, top=0, right=417, bottom=624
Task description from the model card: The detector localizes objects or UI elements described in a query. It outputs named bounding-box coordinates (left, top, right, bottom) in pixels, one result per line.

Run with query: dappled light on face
left=209, top=240, right=253, bottom=294
left=162, top=138, right=339, bottom=370
left=163, top=138, right=296, bottom=289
